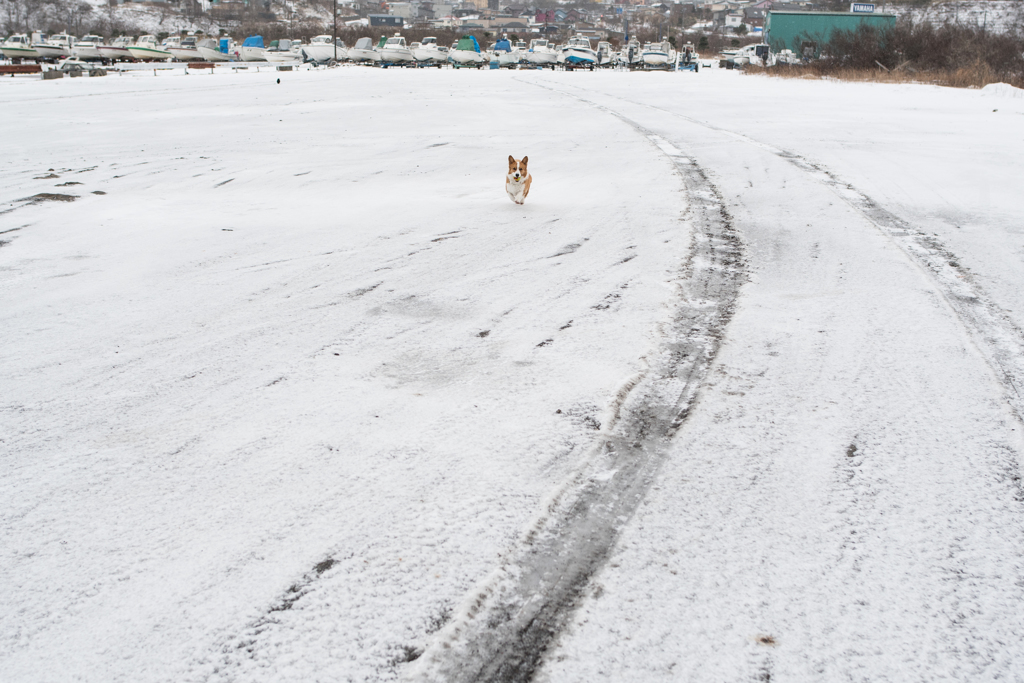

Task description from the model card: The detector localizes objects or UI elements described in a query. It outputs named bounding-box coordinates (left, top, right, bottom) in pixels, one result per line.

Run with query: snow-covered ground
left=2, top=66, right=1023, bottom=682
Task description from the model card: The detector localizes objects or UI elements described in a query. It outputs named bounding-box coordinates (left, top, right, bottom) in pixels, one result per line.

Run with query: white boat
left=561, top=35, right=597, bottom=67
left=264, top=39, right=302, bottom=63
left=347, top=36, right=379, bottom=63
left=411, top=35, right=447, bottom=63
left=776, top=48, right=800, bottom=65
left=677, top=42, right=699, bottom=70
left=379, top=33, right=414, bottom=64
left=596, top=41, right=614, bottom=67
left=34, top=33, right=75, bottom=61
left=302, top=35, right=346, bottom=63
left=449, top=34, right=484, bottom=66
left=2, top=34, right=41, bottom=60
left=127, top=35, right=171, bottom=61
left=513, top=40, right=529, bottom=63
left=623, top=38, right=642, bottom=66
left=240, top=35, right=267, bottom=62
left=194, top=38, right=228, bottom=62
left=490, top=38, right=518, bottom=68
left=167, top=36, right=202, bottom=62
left=97, top=35, right=135, bottom=62
left=71, top=34, right=105, bottom=61
left=525, top=38, right=557, bottom=66
left=729, top=43, right=773, bottom=67
left=641, top=40, right=672, bottom=68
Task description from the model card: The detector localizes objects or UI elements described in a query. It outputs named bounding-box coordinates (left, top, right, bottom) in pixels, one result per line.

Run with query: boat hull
left=3, top=45, right=41, bottom=60
left=72, top=45, right=103, bottom=61
left=32, top=44, right=69, bottom=60
left=240, top=46, right=266, bottom=62
left=168, top=47, right=202, bottom=62
left=526, top=50, right=557, bottom=65
left=563, top=48, right=597, bottom=65
left=380, top=47, right=414, bottom=63
left=196, top=46, right=229, bottom=62
left=412, top=47, right=446, bottom=63
left=127, top=46, right=171, bottom=61
left=264, top=50, right=301, bottom=63
left=347, top=48, right=379, bottom=62
left=302, top=44, right=344, bottom=63
left=494, top=51, right=519, bottom=67
left=449, top=50, right=484, bottom=65
left=642, top=51, right=670, bottom=66
left=97, top=46, right=135, bottom=61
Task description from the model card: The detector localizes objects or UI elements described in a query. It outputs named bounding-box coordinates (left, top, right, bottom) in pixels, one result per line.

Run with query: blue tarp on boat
left=495, top=39, right=511, bottom=52
left=242, top=36, right=264, bottom=48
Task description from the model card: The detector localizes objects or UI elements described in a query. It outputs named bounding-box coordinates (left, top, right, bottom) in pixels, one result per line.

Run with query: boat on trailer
left=380, top=33, right=414, bottom=64
left=303, top=35, right=346, bottom=63
left=97, top=36, right=135, bottom=62
left=34, top=34, right=76, bottom=61
left=525, top=38, right=557, bottom=66
left=561, top=35, right=597, bottom=67
left=72, top=35, right=106, bottom=61
left=347, top=36, right=380, bottom=63
left=196, top=38, right=229, bottom=62
left=412, top=36, right=447, bottom=63
left=240, top=35, right=267, bottom=62
left=2, top=34, right=41, bottom=60
left=127, top=35, right=171, bottom=61
left=449, top=35, right=484, bottom=67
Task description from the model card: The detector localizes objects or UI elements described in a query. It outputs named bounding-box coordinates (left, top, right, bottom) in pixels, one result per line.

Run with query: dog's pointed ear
left=521, top=156, right=528, bottom=165
left=508, top=155, right=515, bottom=165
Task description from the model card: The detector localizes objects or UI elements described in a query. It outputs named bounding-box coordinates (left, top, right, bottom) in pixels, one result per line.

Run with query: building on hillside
left=765, top=10, right=896, bottom=56
left=724, top=10, right=744, bottom=28
left=744, top=6, right=766, bottom=29
left=368, top=13, right=403, bottom=26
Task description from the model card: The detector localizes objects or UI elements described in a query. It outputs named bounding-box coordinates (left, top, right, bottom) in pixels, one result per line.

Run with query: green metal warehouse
left=765, top=11, right=897, bottom=57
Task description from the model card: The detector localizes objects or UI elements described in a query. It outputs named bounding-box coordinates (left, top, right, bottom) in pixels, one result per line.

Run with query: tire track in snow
left=543, top=81, right=1024, bottom=426
left=404, top=88, right=746, bottom=683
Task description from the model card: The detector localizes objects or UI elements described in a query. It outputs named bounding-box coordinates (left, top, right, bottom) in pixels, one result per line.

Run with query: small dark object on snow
left=313, top=558, right=336, bottom=575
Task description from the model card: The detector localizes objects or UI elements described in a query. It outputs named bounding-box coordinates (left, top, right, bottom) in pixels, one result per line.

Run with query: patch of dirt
left=26, top=193, right=77, bottom=203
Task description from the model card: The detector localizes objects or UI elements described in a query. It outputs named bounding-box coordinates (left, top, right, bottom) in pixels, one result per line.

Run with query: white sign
left=850, top=2, right=876, bottom=12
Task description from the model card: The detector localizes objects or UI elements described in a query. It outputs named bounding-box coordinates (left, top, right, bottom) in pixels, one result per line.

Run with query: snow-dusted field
left=2, top=66, right=1024, bottom=682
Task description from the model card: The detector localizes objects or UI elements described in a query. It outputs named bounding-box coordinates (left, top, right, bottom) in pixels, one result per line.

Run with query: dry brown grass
left=760, top=20, right=1024, bottom=90
left=762, top=60, right=1022, bottom=89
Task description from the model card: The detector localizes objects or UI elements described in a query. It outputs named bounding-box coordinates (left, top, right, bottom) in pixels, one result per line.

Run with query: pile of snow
left=981, top=82, right=1024, bottom=98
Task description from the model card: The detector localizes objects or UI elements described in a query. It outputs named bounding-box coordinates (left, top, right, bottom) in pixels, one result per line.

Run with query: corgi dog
left=506, top=155, right=532, bottom=205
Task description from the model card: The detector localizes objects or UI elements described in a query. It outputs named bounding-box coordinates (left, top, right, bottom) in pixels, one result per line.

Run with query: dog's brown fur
left=506, top=155, right=532, bottom=205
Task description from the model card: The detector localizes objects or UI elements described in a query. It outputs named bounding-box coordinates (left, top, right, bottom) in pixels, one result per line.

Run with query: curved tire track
left=544, top=80, right=1024, bottom=425
left=405, top=92, right=746, bottom=683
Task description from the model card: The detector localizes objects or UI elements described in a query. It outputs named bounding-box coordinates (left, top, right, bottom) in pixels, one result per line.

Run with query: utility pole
left=333, top=0, right=338, bottom=62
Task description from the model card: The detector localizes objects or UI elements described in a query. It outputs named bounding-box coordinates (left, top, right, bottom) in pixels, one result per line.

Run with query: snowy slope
left=2, top=67, right=1024, bottom=683
left=889, top=0, right=1023, bottom=33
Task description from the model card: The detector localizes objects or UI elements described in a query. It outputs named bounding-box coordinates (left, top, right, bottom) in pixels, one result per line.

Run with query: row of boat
left=334, top=34, right=695, bottom=70
left=2, top=31, right=702, bottom=70
left=1, top=33, right=235, bottom=62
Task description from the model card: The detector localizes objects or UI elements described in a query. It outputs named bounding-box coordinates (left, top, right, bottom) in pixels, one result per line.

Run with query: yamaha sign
left=850, top=2, right=876, bottom=12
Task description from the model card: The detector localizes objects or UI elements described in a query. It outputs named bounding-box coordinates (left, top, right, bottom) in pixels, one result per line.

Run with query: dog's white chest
left=506, top=176, right=527, bottom=200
